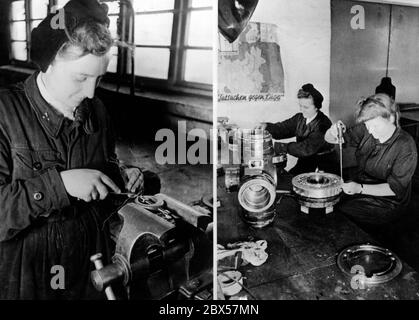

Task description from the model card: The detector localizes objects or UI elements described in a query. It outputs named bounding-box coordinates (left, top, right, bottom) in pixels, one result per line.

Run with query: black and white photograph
left=217, top=0, right=419, bottom=300
left=0, top=0, right=213, bottom=300
left=2, top=0, right=419, bottom=308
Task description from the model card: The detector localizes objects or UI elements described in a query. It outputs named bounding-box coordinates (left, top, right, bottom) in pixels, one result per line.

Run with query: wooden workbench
left=217, top=175, right=419, bottom=300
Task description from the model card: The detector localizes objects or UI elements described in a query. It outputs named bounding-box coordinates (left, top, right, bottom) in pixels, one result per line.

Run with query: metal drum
left=292, top=172, right=342, bottom=214
left=229, top=129, right=278, bottom=180
left=238, top=173, right=277, bottom=228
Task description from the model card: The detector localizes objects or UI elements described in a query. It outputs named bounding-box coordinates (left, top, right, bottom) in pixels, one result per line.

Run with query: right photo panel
left=216, top=0, right=419, bottom=300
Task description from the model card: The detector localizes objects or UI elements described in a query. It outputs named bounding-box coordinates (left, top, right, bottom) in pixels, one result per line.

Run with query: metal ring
left=218, top=271, right=243, bottom=296
left=238, top=173, right=276, bottom=213
left=134, top=195, right=165, bottom=211
left=336, top=244, right=402, bottom=285
left=292, top=172, right=342, bottom=199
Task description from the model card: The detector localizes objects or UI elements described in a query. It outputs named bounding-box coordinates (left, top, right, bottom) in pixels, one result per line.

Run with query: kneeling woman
left=260, top=84, right=335, bottom=175
left=325, top=94, right=417, bottom=228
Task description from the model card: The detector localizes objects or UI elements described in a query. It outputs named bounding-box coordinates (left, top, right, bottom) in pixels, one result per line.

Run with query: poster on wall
left=218, top=22, right=285, bottom=102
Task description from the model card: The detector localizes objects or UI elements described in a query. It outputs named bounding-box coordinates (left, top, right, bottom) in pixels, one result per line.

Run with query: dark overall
left=265, top=111, right=336, bottom=175
left=338, top=124, right=417, bottom=229
left=0, top=72, right=124, bottom=299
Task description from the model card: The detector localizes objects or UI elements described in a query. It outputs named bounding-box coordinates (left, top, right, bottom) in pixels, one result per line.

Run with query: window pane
left=109, top=15, right=118, bottom=39
left=10, top=21, right=26, bottom=41
left=107, top=1, right=120, bottom=15
left=107, top=46, right=118, bottom=73
left=10, top=1, right=25, bottom=20
left=134, top=0, right=174, bottom=12
left=184, top=49, right=212, bottom=84
left=191, top=0, right=213, bottom=8
left=11, top=41, right=27, bottom=61
left=134, top=47, right=170, bottom=79
left=31, top=19, right=42, bottom=31
left=135, top=13, right=173, bottom=46
left=187, top=10, right=212, bottom=47
left=31, top=0, right=49, bottom=19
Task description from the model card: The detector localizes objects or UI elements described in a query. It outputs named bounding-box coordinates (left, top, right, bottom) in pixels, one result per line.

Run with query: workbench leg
left=301, top=206, right=309, bottom=214
left=325, top=206, right=333, bottom=214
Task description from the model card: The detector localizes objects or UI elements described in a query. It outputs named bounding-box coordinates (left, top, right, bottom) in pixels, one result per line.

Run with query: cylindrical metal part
left=292, top=172, right=342, bottom=210
left=90, top=253, right=118, bottom=300
left=238, top=173, right=277, bottom=228
left=292, top=172, right=342, bottom=199
left=91, top=262, right=125, bottom=292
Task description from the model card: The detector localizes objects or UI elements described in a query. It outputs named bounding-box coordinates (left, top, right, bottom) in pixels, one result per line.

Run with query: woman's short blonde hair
left=356, top=93, right=399, bottom=126
left=56, top=20, right=113, bottom=60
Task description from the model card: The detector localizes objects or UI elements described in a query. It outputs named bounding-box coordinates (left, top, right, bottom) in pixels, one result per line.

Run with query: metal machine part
left=337, top=244, right=402, bottom=286
left=292, top=172, right=342, bottom=214
left=90, top=194, right=212, bottom=300
left=238, top=173, right=277, bottom=228
left=228, top=129, right=279, bottom=228
left=233, top=129, right=279, bottom=182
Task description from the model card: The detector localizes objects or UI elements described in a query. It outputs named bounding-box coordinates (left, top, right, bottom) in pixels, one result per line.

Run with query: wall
left=331, top=1, right=419, bottom=125
left=330, top=0, right=391, bottom=125
left=218, top=0, right=331, bottom=128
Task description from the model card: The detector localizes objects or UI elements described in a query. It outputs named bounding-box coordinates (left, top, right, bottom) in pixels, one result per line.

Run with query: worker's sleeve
left=343, top=123, right=368, bottom=148
left=387, top=144, right=418, bottom=201
left=265, top=114, right=300, bottom=140
left=284, top=122, right=330, bottom=158
left=0, top=126, right=70, bottom=242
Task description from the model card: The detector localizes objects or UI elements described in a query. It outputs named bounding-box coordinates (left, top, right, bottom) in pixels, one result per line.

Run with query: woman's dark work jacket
left=0, top=72, right=124, bottom=299
left=338, top=123, right=418, bottom=226
left=264, top=111, right=336, bottom=175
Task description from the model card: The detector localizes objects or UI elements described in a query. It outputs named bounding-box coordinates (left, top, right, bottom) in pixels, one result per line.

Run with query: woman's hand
left=325, top=120, right=346, bottom=144
left=254, top=122, right=267, bottom=130
left=60, top=169, right=121, bottom=202
left=342, top=181, right=362, bottom=195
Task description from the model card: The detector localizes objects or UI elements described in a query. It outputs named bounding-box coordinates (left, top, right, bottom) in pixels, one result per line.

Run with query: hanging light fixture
left=375, top=5, right=396, bottom=100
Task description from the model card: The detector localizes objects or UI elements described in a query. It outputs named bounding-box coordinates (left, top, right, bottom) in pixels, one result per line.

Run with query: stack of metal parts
left=226, top=129, right=286, bottom=228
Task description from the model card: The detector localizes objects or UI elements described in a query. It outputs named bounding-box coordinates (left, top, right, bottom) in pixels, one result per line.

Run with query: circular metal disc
left=337, top=244, right=402, bottom=285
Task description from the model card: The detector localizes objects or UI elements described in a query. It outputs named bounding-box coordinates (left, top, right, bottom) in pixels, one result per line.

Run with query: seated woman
left=259, top=83, right=335, bottom=175
left=325, top=93, right=417, bottom=229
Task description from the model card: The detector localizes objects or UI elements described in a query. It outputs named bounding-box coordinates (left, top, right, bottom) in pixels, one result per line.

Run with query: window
left=133, top=0, right=212, bottom=91
left=8, top=0, right=213, bottom=94
left=9, top=0, right=54, bottom=63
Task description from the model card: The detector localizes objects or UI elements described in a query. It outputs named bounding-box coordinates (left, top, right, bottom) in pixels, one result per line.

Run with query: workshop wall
left=330, top=0, right=419, bottom=125
left=218, top=0, right=331, bottom=128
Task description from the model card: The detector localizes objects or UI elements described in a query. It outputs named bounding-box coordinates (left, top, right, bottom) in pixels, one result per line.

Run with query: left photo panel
left=0, top=0, right=213, bottom=300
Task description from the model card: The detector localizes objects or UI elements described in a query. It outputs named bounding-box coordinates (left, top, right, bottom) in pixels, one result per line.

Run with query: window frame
left=126, top=0, right=212, bottom=94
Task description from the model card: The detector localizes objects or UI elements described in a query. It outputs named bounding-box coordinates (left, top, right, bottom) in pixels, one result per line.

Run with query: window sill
left=0, top=64, right=34, bottom=75
left=99, top=81, right=213, bottom=123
